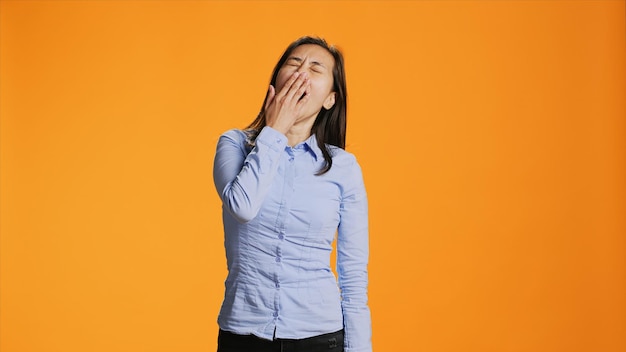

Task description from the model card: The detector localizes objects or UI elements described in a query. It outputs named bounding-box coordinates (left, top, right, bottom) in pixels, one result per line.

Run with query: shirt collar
left=302, top=134, right=323, bottom=161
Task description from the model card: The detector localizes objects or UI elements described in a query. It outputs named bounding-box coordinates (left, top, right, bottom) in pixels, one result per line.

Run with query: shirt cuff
left=256, top=126, right=287, bottom=152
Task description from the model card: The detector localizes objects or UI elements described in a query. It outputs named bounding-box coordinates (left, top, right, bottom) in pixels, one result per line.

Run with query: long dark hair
left=245, top=36, right=347, bottom=175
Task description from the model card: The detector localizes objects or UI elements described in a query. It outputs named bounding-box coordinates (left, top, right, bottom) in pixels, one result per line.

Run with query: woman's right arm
left=212, top=127, right=287, bottom=223
left=214, top=70, right=309, bottom=222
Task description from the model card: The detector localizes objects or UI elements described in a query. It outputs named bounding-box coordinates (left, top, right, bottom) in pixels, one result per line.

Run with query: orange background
left=1, top=1, right=625, bottom=351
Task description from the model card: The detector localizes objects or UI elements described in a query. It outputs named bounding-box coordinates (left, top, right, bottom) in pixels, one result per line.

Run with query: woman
left=213, top=36, right=371, bottom=352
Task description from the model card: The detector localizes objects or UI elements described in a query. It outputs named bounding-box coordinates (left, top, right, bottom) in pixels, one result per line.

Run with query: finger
left=277, top=71, right=301, bottom=99
left=296, top=82, right=311, bottom=107
left=292, top=79, right=309, bottom=103
left=264, top=85, right=275, bottom=111
left=285, top=72, right=308, bottom=103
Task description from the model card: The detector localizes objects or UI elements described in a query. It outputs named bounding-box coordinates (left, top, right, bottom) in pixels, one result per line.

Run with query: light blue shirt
left=213, top=126, right=371, bottom=352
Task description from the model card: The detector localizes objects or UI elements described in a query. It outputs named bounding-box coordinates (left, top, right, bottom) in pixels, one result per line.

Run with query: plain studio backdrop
left=1, top=1, right=624, bottom=351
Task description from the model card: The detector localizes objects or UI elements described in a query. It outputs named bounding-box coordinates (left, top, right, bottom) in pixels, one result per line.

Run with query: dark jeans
left=217, top=329, right=344, bottom=352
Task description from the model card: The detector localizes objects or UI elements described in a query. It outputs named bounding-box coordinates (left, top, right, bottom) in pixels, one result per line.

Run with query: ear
left=323, top=92, right=336, bottom=110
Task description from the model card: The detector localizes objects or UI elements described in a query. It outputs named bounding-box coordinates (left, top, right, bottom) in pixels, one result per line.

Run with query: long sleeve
left=337, top=158, right=372, bottom=352
left=213, top=126, right=287, bottom=223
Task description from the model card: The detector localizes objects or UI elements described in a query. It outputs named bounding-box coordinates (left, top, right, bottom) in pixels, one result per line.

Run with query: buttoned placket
left=273, top=143, right=310, bottom=329
left=273, top=145, right=298, bottom=325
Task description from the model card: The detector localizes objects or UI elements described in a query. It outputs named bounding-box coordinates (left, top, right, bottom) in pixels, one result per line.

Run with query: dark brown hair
left=245, top=36, right=347, bottom=175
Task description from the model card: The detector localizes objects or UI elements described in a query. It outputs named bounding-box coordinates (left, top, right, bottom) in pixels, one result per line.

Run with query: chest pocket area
left=302, top=194, right=341, bottom=246
left=287, top=176, right=342, bottom=245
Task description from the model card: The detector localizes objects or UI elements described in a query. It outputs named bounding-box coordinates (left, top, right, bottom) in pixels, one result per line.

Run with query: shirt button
left=289, top=157, right=294, bottom=162
left=275, top=282, right=280, bottom=288
left=278, top=234, right=284, bottom=240
left=273, top=311, right=279, bottom=317
left=275, top=256, right=281, bottom=263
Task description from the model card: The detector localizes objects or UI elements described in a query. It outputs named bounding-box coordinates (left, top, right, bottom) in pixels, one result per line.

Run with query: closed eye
left=285, top=57, right=327, bottom=73
left=311, top=61, right=326, bottom=73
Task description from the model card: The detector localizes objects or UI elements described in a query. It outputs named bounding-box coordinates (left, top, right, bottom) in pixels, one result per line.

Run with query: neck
left=285, top=116, right=316, bottom=147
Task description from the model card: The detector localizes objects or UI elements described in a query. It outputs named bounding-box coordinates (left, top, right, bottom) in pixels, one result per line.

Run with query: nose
left=295, top=59, right=309, bottom=74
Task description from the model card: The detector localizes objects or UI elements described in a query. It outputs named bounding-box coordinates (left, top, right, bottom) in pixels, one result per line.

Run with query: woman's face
left=274, top=44, right=336, bottom=122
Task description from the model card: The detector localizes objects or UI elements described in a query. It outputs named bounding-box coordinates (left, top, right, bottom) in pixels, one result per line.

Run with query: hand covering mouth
left=298, top=92, right=307, bottom=101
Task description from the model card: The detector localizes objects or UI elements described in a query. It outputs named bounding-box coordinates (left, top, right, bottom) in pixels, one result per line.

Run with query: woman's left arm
left=337, top=156, right=372, bottom=352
